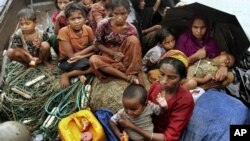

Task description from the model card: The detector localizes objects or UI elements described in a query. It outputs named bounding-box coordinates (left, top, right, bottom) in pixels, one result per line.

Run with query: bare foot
left=79, top=75, right=87, bottom=84
left=44, top=61, right=55, bottom=69
left=29, top=57, right=40, bottom=67
left=99, top=77, right=113, bottom=83
left=61, top=73, right=71, bottom=88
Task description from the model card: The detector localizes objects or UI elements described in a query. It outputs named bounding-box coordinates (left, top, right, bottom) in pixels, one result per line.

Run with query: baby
left=185, top=52, right=235, bottom=89
left=109, top=84, right=167, bottom=141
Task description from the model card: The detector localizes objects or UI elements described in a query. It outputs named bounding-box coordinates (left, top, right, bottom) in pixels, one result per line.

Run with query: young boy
left=109, top=84, right=167, bottom=141
left=57, top=2, right=96, bottom=88
left=7, top=8, right=53, bottom=68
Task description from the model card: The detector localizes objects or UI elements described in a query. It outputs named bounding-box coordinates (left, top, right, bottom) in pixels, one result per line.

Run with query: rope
left=1, top=62, right=61, bottom=131
left=76, top=75, right=95, bottom=110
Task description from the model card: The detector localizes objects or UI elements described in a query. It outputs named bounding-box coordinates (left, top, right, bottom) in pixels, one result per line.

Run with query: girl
left=57, top=2, right=96, bottom=87
left=142, top=28, right=175, bottom=72
left=7, top=8, right=53, bottom=68
left=87, top=0, right=112, bottom=32
left=89, top=0, right=143, bottom=84
left=118, top=57, right=194, bottom=141
left=50, top=0, right=72, bottom=55
left=52, top=0, right=72, bottom=35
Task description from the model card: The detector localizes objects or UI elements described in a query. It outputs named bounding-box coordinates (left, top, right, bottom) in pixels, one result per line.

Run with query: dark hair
left=159, top=57, right=187, bottom=79
left=17, top=8, right=36, bottom=21
left=54, top=0, right=73, bottom=10
left=130, top=0, right=141, bottom=12
left=64, top=2, right=86, bottom=19
left=123, top=84, right=147, bottom=105
left=155, top=28, right=174, bottom=44
left=111, top=0, right=130, bottom=12
left=55, top=0, right=60, bottom=10
left=189, top=14, right=211, bottom=42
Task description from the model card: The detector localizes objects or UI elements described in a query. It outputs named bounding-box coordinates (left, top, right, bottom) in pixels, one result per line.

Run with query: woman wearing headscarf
left=175, top=15, right=228, bottom=81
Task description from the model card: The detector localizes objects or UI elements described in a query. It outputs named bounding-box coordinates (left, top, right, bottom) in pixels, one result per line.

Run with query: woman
left=118, top=57, right=194, bottom=141
left=175, top=15, right=228, bottom=81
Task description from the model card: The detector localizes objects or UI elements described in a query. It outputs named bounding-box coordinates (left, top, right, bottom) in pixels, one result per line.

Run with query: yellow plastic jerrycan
left=58, top=110, right=105, bottom=141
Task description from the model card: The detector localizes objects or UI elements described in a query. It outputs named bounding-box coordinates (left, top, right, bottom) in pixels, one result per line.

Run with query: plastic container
left=58, top=110, right=105, bottom=141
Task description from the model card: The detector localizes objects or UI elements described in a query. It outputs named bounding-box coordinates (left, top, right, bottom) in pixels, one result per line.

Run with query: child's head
left=155, top=28, right=175, bottom=51
left=55, top=0, right=72, bottom=11
left=111, top=0, right=130, bottom=26
left=122, top=84, right=147, bottom=118
left=64, top=2, right=86, bottom=30
left=218, top=53, right=235, bottom=68
left=17, top=8, right=37, bottom=33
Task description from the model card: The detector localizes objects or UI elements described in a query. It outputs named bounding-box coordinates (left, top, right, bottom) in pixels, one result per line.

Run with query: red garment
left=148, top=82, right=194, bottom=141
left=51, top=11, right=67, bottom=28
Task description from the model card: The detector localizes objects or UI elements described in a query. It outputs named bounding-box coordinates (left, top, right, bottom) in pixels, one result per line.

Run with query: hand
left=153, top=25, right=162, bottom=31
left=120, top=131, right=129, bottom=141
left=67, top=55, right=81, bottom=63
left=56, top=10, right=65, bottom=21
left=214, top=66, right=228, bottom=81
left=32, top=39, right=41, bottom=48
left=118, top=114, right=134, bottom=129
left=113, top=52, right=124, bottom=62
left=156, top=94, right=168, bottom=108
left=195, top=47, right=206, bottom=59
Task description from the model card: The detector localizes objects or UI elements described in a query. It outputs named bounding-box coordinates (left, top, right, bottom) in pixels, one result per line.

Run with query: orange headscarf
left=161, top=50, right=189, bottom=68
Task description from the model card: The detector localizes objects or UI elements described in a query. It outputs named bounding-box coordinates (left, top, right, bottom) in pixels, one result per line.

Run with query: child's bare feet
left=44, top=61, right=55, bottom=69
left=79, top=75, right=87, bottom=84
left=61, top=73, right=71, bottom=88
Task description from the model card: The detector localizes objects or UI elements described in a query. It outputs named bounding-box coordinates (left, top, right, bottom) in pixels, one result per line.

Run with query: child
left=87, top=0, right=112, bottom=32
left=52, top=0, right=72, bottom=35
left=142, top=28, right=175, bottom=72
left=109, top=84, right=167, bottom=141
left=89, top=0, right=143, bottom=84
left=49, top=0, right=72, bottom=55
left=7, top=8, right=53, bottom=68
left=57, top=2, right=96, bottom=87
left=185, top=52, right=235, bottom=90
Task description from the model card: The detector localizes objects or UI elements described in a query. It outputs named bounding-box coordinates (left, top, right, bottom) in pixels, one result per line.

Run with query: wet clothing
left=90, top=18, right=142, bottom=79
left=58, top=57, right=90, bottom=72
left=142, top=45, right=166, bottom=72
left=51, top=11, right=67, bottom=28
left=175, top=32, right=221, bottom=59
left=12, top=28, right=49, bottom=57
left=87, top=2, right=108, bottom=32
left=188, top=59, right=217, bottom=78
left=111, top=102, right=161, bottom=140
left=57, top=25, right=94, bottom=59
left=148, top=82, right=194, bottom=141
left=57, top=25, right=94, bottom=71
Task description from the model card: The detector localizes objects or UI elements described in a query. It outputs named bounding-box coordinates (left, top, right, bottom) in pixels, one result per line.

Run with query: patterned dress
left=12, top=28, right=49, bottom=57
left=89, top=18, right=142, bottom=79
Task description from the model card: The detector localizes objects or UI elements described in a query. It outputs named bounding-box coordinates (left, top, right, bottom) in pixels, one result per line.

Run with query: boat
left=0, top=0, right=249, bottom=141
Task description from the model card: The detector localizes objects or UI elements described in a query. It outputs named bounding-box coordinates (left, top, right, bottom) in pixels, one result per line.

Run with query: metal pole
left=30, top=0, right=33, bottom=10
